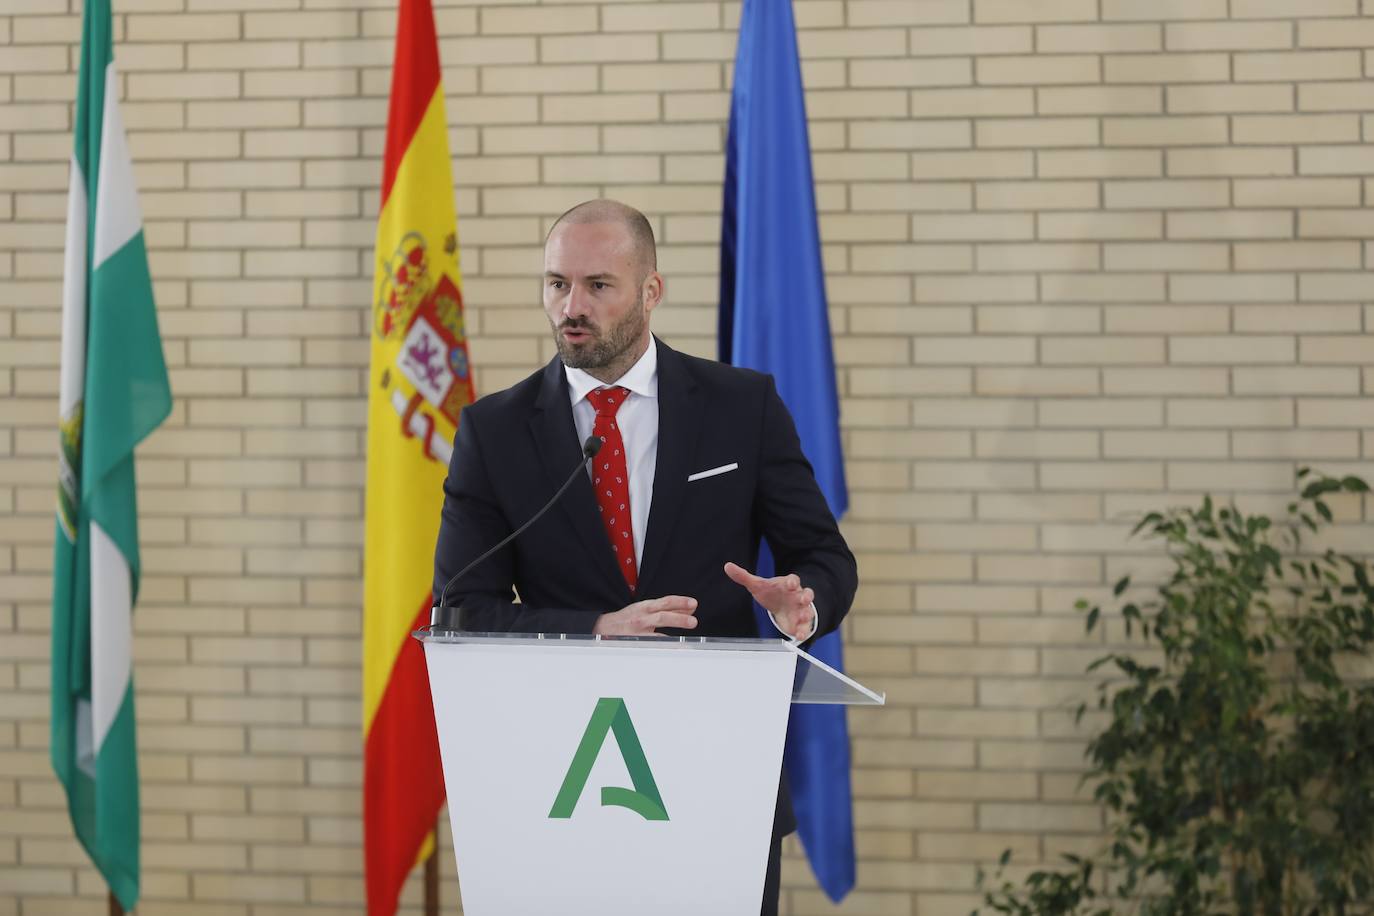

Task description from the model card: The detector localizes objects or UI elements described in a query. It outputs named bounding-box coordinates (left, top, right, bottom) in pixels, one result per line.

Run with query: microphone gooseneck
left=432, top=435, right=603, bottom=626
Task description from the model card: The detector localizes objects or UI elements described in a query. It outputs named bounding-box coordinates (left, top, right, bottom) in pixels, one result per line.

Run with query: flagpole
left=108, top=891, right=123, bottom=916
left=424, top=828, right=439, bottom=916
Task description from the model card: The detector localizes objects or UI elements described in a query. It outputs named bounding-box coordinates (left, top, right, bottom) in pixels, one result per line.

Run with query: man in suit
left=432, top=198, right=857, bottom=915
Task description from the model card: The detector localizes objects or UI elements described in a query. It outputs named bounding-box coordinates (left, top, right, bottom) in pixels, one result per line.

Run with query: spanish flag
left=363, top=0, right=474, bottom=911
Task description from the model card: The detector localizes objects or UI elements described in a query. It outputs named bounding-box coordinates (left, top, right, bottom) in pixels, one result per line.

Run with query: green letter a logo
left=548, top=697, right=669, bottom=821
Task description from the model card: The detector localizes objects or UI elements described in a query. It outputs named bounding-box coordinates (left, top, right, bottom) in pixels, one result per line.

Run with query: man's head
left=543, top=199, right=664, bottom=383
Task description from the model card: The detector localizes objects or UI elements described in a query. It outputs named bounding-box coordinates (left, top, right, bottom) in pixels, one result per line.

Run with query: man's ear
left=642, top=271, right=665, bottom=315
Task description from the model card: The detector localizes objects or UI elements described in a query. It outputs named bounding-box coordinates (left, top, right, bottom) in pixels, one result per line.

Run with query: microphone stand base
left=429, top=605, right=463, bottom=632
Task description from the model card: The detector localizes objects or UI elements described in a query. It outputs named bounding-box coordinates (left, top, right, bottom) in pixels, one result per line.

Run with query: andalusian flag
left=51, top=0, right=171, bottom=910
left=363, top=0, right=475, bottom=910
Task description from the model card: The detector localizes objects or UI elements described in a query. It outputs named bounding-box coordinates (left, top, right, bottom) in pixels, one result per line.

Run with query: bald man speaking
left=432, top=199, right=857, bottom=915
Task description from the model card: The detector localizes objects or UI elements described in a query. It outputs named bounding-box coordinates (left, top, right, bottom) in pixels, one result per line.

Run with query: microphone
left=430, top=435, right=604, bottom=630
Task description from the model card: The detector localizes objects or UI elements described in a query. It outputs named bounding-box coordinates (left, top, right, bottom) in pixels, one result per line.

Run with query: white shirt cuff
left=767, top=602, right=819, bottom=644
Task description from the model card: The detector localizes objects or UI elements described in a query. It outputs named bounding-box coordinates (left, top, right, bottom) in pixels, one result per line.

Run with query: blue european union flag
left=719, top=0, right=855, bottom=901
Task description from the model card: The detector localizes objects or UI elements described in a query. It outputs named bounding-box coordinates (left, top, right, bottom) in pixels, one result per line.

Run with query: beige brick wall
left=2, top=0, right=1373, bottom=913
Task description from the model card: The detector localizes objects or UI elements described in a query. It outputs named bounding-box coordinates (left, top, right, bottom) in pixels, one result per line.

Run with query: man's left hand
left=723, top=562, right=816, bottom=641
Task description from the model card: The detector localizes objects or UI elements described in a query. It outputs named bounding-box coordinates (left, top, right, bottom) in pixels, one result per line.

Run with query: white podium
left=415, top=630, right=883, bottom=916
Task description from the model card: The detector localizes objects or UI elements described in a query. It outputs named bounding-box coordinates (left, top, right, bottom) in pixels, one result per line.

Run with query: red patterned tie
left=585, top=386, right=637, bottom=591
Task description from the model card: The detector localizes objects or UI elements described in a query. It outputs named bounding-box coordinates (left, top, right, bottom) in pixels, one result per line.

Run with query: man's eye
left=592, top=281, right=607, bottom=290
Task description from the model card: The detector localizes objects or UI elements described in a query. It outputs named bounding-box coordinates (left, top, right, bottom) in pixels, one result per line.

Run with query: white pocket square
left=687, top=462, right=738, bottom=482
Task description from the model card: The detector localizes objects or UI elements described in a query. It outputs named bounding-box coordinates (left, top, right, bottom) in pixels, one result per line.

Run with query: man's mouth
left=561, top=325, right=596, bottom=343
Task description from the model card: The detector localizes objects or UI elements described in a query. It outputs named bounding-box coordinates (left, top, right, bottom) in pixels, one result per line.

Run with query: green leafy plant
left=978, top=470, right=1374, bottom=916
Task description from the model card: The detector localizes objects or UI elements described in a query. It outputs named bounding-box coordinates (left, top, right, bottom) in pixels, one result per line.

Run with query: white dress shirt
left=564, top=339, right=659, bottom=571
left=563, top=339, right=817, bottom=641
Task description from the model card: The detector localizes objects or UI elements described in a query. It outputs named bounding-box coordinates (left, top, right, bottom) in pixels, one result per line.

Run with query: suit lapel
left=530, top=358, right=631, bottom=597
left=638, top=339, right=703, bottom=593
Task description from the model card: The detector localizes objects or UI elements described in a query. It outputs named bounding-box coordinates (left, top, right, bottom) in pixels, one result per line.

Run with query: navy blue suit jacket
left=431, top=338, right=857, bottom=642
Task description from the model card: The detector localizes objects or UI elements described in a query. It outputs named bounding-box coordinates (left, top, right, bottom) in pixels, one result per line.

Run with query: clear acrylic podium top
left=414, top=630, right=885, bottom=706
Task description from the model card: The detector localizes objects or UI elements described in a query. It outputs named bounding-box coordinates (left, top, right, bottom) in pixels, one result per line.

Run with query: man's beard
left=553, top=293, right=647, bottom=373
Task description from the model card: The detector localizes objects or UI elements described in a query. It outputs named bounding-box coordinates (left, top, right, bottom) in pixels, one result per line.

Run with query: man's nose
left=563, top=283, right=592, bottom=319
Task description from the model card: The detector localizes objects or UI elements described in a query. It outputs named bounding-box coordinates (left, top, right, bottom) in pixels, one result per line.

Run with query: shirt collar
left=564, top=337, right=659, bottom=404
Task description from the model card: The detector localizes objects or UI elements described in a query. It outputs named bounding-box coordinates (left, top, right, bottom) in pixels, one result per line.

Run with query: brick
left=1039, top=149, right=1161, bottom=178
left=129, top=71, right=243, bottom=102
left=1110, top=368, right=1231, bottom=395
left=1301, top=335, right=1374, bottom=363
left=1166, top=21, right=1293, bottom=51
left=657, top=30, right=736, bottom=61
left=854, top=799, right=975, bottom=830
left=976, top=180, right=1098, bottom=210
left=1300, top=208, right=1374, bottom=236
left=852, top=0, right=970, bottom=27
left=1104, top=115, right=1227, bottom=146
left=1233, top=430, right=1361, bottom=457
left=602, top=62, right=719, bottom=93
left=1234, top=304, right=1360, bottom=332
left=853, top=119, right=971, bottom=150
left=798, top=88, right=910, bottom=120
left=913, top=213, right=1032, bottom=241
left=127, top=13, right=240, bottom=41
left=918, top=709, right=1039, bottom=738
left=1235, top=240, right=1360, bottom=270
left=1169, top=83, right=1294, bottom=114
left=1237, top=50, right=1362, bottom=82
left=1040, top=211, right=1162, bottom=240
left=976, top=366, right=1097, bottom=397
left=977, top=55, right=1099, bottom=85
left=910, top=150, right=1032, bottom=179
left=1231, top=178, right=1357, bottom=212
left=1174, top=335, right=1297, bottom=363
left=976, top=117, right=1097, bottom=148
left=1299, top=82, right=1374, bottom=111
left=1168, top=398, right=1294, bottom=427
left=979, top=678, right=1092, bottom=708
left=1169, top=461, right=1296, bottom=491
left=851, top=57, right=972, bottom=87
left=1299, top=399, right=1374, bottom=427
left=1042, top=336, right=1163, bottom=366
left=1040, top=23, right=1162, bottom=53
left=974, top=0, right=1095, bottom=24
left=0, top=48, right=71, bottom=81
left=188, top=40, right=299, bottom=70
left=978, top=242, right=1100, bottom=271
left=1300, top=17, right=1374, bottom=47
left=245, top=11, right=356, bottom=39
left=1040, top=398, right=1164, bottom=427
left=1244, top=0, right=1356, bottom=16
left=849, top=437, right=968, bottom=471
left=1105, top=52, right=1230, bottom=84
left=910, top=25, right=1030, bottom=57
left=1299, top=272, right=1374, bottom=299
left=1167, top=210, right=1292, bottom=239
left=1170, top=272, right=1296, bottom=302
left=479, top=4, right=595, bottom=34
left=435, top=35, right=536, bottom=66
left=974, top=429, right=1099, bottom=458
left=851, top=181, right=972, bottom=212
left=850, top=244, right=974, bottom=273
left=798, top=28, right=909, bottom=59
left=479, top=64, right=597, bottom=95
left=1110, top=178, right=1231, bottom=210
left=981, top=803, right=1100, bottom=832
left=603, top=124, right=721, bottom=153
left=1103, top=0, right=1227, bottom=19
left=909, top=87, right=1033, bottom=120
left=1105, top=304, right=1229, bottom=333
left=1039, top=85, right=1161, bottom=115
left=917, top=275, right=1036, bottom=303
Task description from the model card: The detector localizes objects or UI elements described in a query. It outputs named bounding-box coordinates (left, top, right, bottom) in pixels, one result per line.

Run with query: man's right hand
left=592, top=595, right=698, bottom=636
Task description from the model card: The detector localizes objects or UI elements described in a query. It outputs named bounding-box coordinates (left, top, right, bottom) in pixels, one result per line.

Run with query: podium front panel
left=422, top=637, right=796, bottom=916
